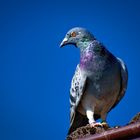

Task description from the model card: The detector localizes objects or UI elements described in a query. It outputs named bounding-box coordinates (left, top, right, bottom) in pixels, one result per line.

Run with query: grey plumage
left=60, top=27, right=128, bottom=134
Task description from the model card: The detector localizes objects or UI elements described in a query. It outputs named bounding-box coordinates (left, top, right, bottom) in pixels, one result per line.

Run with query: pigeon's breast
left=78, top=57, right=121, bottom=116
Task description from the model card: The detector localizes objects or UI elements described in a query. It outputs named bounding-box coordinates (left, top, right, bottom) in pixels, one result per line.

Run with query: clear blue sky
left=1, top=0, right=140, bottom=140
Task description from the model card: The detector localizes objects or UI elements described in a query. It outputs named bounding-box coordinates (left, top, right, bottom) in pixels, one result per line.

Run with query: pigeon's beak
left=60, top=37, right=68, bottom=48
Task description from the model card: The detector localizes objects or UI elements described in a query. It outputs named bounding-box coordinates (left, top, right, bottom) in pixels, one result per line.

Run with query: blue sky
left=1, top=0, right=140, bottom=139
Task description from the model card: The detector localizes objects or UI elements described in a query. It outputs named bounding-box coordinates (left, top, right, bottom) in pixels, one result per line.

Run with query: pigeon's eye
left=70, top=32, right=77, bottom=37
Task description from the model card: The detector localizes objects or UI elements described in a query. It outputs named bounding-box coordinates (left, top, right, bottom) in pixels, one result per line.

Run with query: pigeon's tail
left=68, top=111, right=100, bottom=135
left=68, top=111, right=88, bottom=135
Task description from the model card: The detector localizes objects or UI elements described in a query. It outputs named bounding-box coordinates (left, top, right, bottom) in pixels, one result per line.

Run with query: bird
left=60, top=27, right=128, bottom=135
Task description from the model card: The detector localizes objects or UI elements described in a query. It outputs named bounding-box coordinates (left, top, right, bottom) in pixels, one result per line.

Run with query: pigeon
left=60, top=27, right=128, bottom=134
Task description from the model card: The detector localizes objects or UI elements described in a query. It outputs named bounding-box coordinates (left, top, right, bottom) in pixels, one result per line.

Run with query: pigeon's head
left=60, top=27, right=94, bottom=48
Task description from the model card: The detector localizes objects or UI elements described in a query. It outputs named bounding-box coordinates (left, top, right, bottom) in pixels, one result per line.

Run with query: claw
left=90, top=122, right=103, bottom=128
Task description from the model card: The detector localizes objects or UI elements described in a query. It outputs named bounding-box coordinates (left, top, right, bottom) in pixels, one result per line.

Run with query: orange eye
left=70, top=32, right=77, bottom=37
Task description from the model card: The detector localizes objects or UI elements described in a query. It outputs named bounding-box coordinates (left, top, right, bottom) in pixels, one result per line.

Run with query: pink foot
left=90, top=122, right=103, bottom=127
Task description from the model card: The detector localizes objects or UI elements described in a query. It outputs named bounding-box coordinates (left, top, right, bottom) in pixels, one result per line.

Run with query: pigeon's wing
left=110, top=57, right=128, bottom=110
left=69, top=64, right=87, bottom=128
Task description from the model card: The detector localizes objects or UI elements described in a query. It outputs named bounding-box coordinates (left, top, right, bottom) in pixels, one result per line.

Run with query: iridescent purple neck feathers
left=79, top=40, right=107, bottom=71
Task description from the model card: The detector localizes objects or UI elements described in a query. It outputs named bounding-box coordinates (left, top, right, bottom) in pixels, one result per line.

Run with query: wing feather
left=69, top=64, right=87, bottom=127
left=110, top=57, right=128, bottom=110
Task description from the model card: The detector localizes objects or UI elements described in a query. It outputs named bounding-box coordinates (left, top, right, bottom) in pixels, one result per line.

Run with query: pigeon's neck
left=79, top=40, right=104, bottom=71
left=77, top=39, right=94, bottom=51
left=79, top=41, right=93, bottom=71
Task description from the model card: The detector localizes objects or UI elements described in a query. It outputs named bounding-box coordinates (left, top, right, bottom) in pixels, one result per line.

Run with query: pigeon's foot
left=90, top=122, right=103, bottom=128
left=90, top=122, right=109, bottom=129
left=101, top=121, right=109, bottom=129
